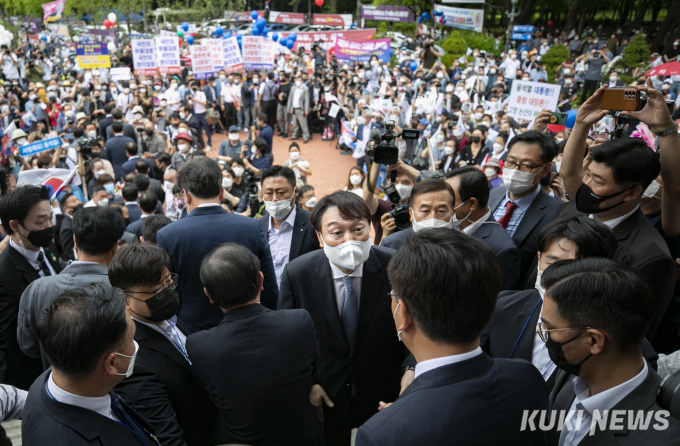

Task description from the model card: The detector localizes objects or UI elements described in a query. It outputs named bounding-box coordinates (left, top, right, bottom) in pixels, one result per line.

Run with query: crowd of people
left=0, top=17, right=679, bottom=446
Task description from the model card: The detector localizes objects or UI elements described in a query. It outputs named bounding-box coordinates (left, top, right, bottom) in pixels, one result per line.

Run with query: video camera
left=384, top=183, right=411, bottom=232
left=367, top=120, right=420, bottom=165
left=78, top=136, right=101, bottom=159
left=241, top=167, right=260, bottom=217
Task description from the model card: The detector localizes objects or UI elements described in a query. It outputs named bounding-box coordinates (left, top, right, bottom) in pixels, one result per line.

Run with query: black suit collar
left=513, top=290, right=543, bottom=360
left=133, top=320, right=190, bottom=371
left=6, top=244, right=42, bottom=284
left=470, top=213, right=499, bottom=239
left=221, top=303, right=269, bottom=322
left=290, top=207, right=311, bottom=260
left=611, top=208, right=645, bottom=242
left=188, top=205, right=227, bottom=217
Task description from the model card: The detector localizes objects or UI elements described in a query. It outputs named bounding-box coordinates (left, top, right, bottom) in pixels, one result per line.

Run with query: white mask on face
left=305, top=196, right=317, bottom=208
left=535, top=266, right=546, bottom=299
left=485, top=167, right=497, bottom=178
left=320, top=231, right=372, bottom=272
left=154, top=85, right=161, bottom=91
left=290, top=151, right=300, bottom=160
left=643, top=179, right=662, bottom=199
left=565, top=79, right=572, bottom=86
left=15, top=138, right=27, bottom=147
left=265, top=193, right=295, bottom=220
left=475, top=112, right=483, bottom=120
left=86, top=130, right=97, bottom=138
left=451, top=200, right=471, bottom=227
left=179, top=112, right=186, bottom=120
left=228, top=133, right=239, bottom=141
left=555, top=161, right=562, bottom=173
left=411, top=209, right=452, bottom=233
left=349, top=174, right=362, bottom=186
left=295, top=80, right=302, bottom=87
left=164, top=180, right=174, bottom=191
left=114, top=340, right=139, bottom=378
left=161, top=101, right=168, bottom=107
left=222, top=177, right=233, bottom=188
left=178, top=143, right=190, bottom=153
left=493, top=143, right=504, bottom=153
left=502, top=167, right=540, bottom=194
left=233, top=167, right=244, bottom=177
left=446, top=85, right=454, bottom=93
left=96, top=198, right=109, bottom=207
left=445, top=146, right=455, bottom=155
left=94, top=169, right=106, bottom=179
left=357, top=117, right=366, bottom=125
left=395, top=184, right=412, bottom=200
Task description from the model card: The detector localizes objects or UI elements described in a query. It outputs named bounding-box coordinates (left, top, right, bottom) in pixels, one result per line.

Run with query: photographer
left=420, top=39, right=440, bottom=71
left=578, top=49, right=609, bottom=103
left=1, top=45, right=19, bottom=82
left=241, top=137, right=271, bottom=177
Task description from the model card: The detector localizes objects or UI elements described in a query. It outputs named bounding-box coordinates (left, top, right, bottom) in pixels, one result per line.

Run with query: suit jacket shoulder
left=381, top=229, right=413, bottom=250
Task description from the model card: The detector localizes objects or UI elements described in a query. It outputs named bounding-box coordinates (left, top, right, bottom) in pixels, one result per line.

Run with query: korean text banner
left=190, top=45, right=214, bottom=78
left=242, top=36, right=275, bottom=71
left=336, top=37, right=391, bottom=64
left=434, top=5, right=484, bottom=33
left=131, top=39, right=157, bottom=75
left=279, top=29, right=376, bottom=53
left=155, top=36, right=181, bottom=74
left=42, top=0, right=65, bottom=23
left=269, top=11, right=305, bottom=25
left=506, top=80, right=560, bottom=120
left=313, top=14, right=353, bottom=26
left=203, top=38, right=224, bottom=72
left=76, top=43, right=110, bottom=68
left=19, top=137, right=61, bottom=157
left=78, top=28, right=118, bottom=45
left=360, top=6, right=413, bottom=23
left=222, top=36, right=244, bottom=74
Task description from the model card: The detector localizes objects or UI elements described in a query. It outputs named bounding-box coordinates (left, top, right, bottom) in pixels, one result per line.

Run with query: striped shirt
left=493, top=185, right=541, bottom=237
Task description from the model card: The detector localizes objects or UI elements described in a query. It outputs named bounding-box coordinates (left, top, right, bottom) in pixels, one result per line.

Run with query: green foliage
left=541, top=44, right=569, bottom=83
left=614, top=35, right=650, bottom=73
left=440, top=29, right=497, bottom=61
left=441, top=54, right=455, bottom=67
left=441, top=31, right=467, bottom=58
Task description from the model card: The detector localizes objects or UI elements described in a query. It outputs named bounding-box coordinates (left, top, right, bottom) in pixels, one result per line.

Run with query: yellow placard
left=76, top=55, right=111, bottom=69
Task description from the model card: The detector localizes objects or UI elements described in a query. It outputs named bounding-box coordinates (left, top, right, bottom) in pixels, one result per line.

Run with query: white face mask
left=178, top=143, right=190, bottom=153
left=15, top=138, right=27, bottom=146
left=96, top=198, right=109, bottom=207
left=290, top=151, right=300, bottom=160
left=94, top=169, right=106, bottom=179
left=320, top=231, right=372, bottom=272
left=411, top=209, right=451, bottom=233
left=522, top=77, right=530, bottom=81
left=555, top=161, right=562, bottom=173
left=305, top=196, right=317, bottom=208
left=493, top=143, right=504, bottom=153
left=535, top=266, right=546, bottom=299
left=395, top=184, right=412, bottom=200
left=233, top=167, right=244, bottom=177
left=86, top=130, right=97, bottom=139
left=228, top=133, right=239, bottom=141
left=154, top=85, right=161, bottom=91
left=65, top=110, right=73, bottom=118
left=474, top=112, right=483, bottom=120
left=357, top=117, right=366, bottom=125
left=265, top=193, right=295, bottom=220
left=349, top=174, right=362, bottom=186
left=295, top=81, right=302, bottom=87
left=222, top=177, right=233, bottom=189
left=565, top=79, right=572, bottom=86
left=485, top=167, right=497, bottom=178
left=643, top=179, right=662, bottom=199
left=446, top=85, right=454, bottom=93
left=451, top=200, right=471, bottom=227
left=510, top=54, right=517, bottom=59
left=436, top=72, right=444, bottom=79
left=502, top=167, right=540, bottom=194
left=179, top=112, right=186, bottom=120
left=164, top=180, right=174, bottom=191
left=490, top=69, right=496, bottom=75
left=161, top=101, right=168, bottom=107
left=445, top=147, right=455, bottom=155
left=114, top=340, right=139, bottom=378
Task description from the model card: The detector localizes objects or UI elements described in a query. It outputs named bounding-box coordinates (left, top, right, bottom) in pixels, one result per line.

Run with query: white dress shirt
left=9, top=237, right=57, bottom=277
left=47, top=372, right=120, bottom=421
left=531, top=305, right=556, bottom=381
left=166, top=88, right=182, bottom=111
left=221, top=84, right=240, bottom=104
left=588, top=204, right=639, bottom=229
left=293, top=87, right=302, bottom=108
left=268, top=207, right=296, bottom=288
left=559, top=361, right=648, bottom=446
left=330, top=261, right=363, bottom=315
left=131, top=316, right=189, bottom=363
left=192, top=90, right=207, bottom=114
left=414, top=347, right=483, bottom=379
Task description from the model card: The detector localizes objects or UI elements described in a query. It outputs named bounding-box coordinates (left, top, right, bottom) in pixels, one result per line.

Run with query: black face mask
left=130, top=287, right=180, bottom=323
left=145, top=129, right=154, bottom=136
left=471, top=136, right=481, bottom=143
left=575, top=182, right=630, bottom=215
left=545, top=330, right=592, bottom=376
left=72, top=204, right=84, bottom=215
left=20, top=225, right=55, bottom=248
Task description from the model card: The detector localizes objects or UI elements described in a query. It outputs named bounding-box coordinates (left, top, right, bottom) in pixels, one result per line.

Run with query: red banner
left=312, top=14, right=352, bottom=26
left=280, top=29, right=376, bottom=53
left=269, top=11, right=305, bottom=25
left=28, top=34, right=39, bottom=44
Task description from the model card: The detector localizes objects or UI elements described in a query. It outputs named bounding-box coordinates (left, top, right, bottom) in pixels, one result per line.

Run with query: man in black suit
left=140, top=215, right=172, bottom=245
left=156, top=157, right=277, bottom=334
left=22, top=283, right=160, bottom=446
left=106, top=108, right=139, bottom=143
left=259, top=166, right=320, bottom=288
left=355, top=229, right=548, bottom=445
left=0, top=185, right=62, bottom=389
left=104, top=121, right=136, bottom=181
left=541, top=259, right=680, bottom=444
left=487, top=131, right=562, bottom=286
left=558, top=86, right=676, bottom=347
left=188, top=243, right=322, bottom=446
left=111, top=244, right=216, bottom=446
left=98, top=103, right=114, bottom=142
left=135, top=160, right=164, bottom=203
left=126, top=192, right=157, bottom=239
left=120, top=143, right=156, bottom=180
left=123, top=184, right=142, bottom=224
left=57, top=193, right=82, bottom=261
left=279, top=191, right=406, bottom=446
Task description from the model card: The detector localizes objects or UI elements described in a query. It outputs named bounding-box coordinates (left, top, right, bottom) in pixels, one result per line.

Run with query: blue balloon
left=186, top=35, right=194, bottom=44
left=256, top=18, right=266, bottom=31
left=181, top=22, right=189, bottom=32
left=286, top=39, right=294, bottom=50
left=409, top=61, right=417, bottom=72
left=262, top=26, right=268, bottom=36
left=83, top=37, right=89, bottom=42
left=417, top=17, right=422, bottom=23
left=215, top=26, right=223, bottom=37
left=565, top=109, right=578, bottom=129
left=272, top=32, right=278, bottom=42
left=350, top=22, right=356, bottom=28
left=251, top=27, right=259, bottom=36
left=251, top=10, right=258, bottom=20
left=237, top=34, right=242, bottom=41
left=288, top=32, right=296, bottom=42
left=41, top=35, right=47, bottom=41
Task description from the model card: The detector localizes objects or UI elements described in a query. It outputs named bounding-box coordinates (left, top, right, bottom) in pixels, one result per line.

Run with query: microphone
left=369, top=127, right=382, bottom=145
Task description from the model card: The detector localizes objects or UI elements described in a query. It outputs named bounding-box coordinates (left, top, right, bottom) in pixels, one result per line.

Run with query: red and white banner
left=280, top=29, right=376, bottom=53
left=190, top=45, right=214, bottom=78
left=269, top=11, right=305, bottom=25
left=17, top=167, right=78, bottom=200
left=312, top=14, right=352, bottom=26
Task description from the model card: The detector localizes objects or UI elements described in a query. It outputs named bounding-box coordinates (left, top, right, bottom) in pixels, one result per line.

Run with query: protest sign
left=155, top=36, right=181, bottom=74
left=131, top=39, right=157, bottom=75
left=199, top=38, right=224, bottom=74
left=434, top=5, right=484, bottom=33
left=269, top=11, right=305, bottom=24
left=75, top=43, right=110, bottom=69
left=360, top=6, right=413, bottom=22
left=78, top=28, right=118, bottom=45
left=506, top=80, right=560, bottom=121
left=335, top=37, right=391, bottom=63
left=110, top=67, right=131, bottom=81
left=190, top=45, right=214, bottom=79
left=279, top=29, right=376, bottom=53
left=177, top=24, right=197, bottom=34
left=313, top=14, right=353, bottom=26
left=222, top=36, right=244, bottom=74
left=160, top=30, right=175, bottom=37
left=19, top=137, right=62, bottom=157
left=242, top=36, right=275, bottom=71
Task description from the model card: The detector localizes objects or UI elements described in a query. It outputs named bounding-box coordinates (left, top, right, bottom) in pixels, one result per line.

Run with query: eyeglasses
left=503, top=160, right=545, bottom=173
left=536, top=322, right=591, bottom=343
left=125, top=273, right=178, bottom=301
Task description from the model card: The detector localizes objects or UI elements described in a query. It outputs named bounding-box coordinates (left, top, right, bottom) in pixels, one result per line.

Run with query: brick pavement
left=207, top=129, right=357, bottom=198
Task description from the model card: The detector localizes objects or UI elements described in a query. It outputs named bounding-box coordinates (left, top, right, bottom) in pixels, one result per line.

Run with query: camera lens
left=658, top=368, right=680, bottom=419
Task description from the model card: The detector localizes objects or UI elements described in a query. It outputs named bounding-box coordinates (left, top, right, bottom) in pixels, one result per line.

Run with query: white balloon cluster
left=0, top=26, right=14, bottom=48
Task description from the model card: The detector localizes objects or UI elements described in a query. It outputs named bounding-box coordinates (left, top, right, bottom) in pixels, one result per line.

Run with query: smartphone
left=64, top=133, right=74, bottom=141
left=601, top=88, right=641, bottom=111
left=549, top=111, right=568, bottom=126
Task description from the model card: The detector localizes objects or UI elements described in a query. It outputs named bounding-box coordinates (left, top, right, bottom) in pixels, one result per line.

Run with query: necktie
left=110, top=395, right=155, bottom=445
left=341, top=276, right=358, bottom=348
left=36, top=252, right=52, bottom=277
left=497, top=201, right=519, bottom=229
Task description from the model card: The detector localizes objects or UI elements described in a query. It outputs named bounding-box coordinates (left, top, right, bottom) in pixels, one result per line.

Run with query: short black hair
left=109, top=244, right=172, bottom=290
left=138, top=191, right=157, bottom=213
left=408, top=179, right=455, bottom=208
left=141, top=215, right=172, bottom=245
left=104, top=103, right=113, bottom=113
left=36, top=283, right=128, bottom=379
left=310, top=191, right=371, bottom=233
left=257, top=112, right=267, bottom=125
left=134, top=160, right=148, bottom=174
left=91, top=185, right=106, bottom=196
left=200, top=243, right=261, bottom=310
left=537, top=216, right=617, bottom=259
left=388, top=229, right=500, bottom=344
left=125, top=142, right=138, bottom=156
left=542, top=258, right=656, bottom=351
left=111, top=121, right=123, bottom=133
left=445, top=166, right=490, bottom=207
left=252, top=137, right=268, bottom=155
left=73, top=206, right=125, bottom=255
left=156, top=153, right=171, bottom=166
left=134, top=174, right=150, bottom=193
left=261, top=165, right=296, bottom=189
left=507, top=130, right=559, bottom=164
left=0, top=185, right=50, bottom=235
left=177, top=157, right=222, bottom=199
left=121, top=184, right=139, bottom=202
left=111, top=109, right=123, bottom=120
left=590, top=138, right=660, bottom=190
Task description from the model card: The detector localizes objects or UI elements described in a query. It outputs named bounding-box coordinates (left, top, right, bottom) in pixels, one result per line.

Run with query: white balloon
left=73, top=36, right=80, bottom=42
left=0, top=26, right=5, bottom=33
left=107, top=42, right=116, bottom=53
left=108, top=13, right=117, bottom=23
left=44, top=36, right=50, bottom=43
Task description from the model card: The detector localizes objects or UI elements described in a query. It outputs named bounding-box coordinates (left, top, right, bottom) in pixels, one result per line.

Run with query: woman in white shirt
left=283, top=143, right=312, bottom=187
left=343, top=166, right=365, bottom=197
